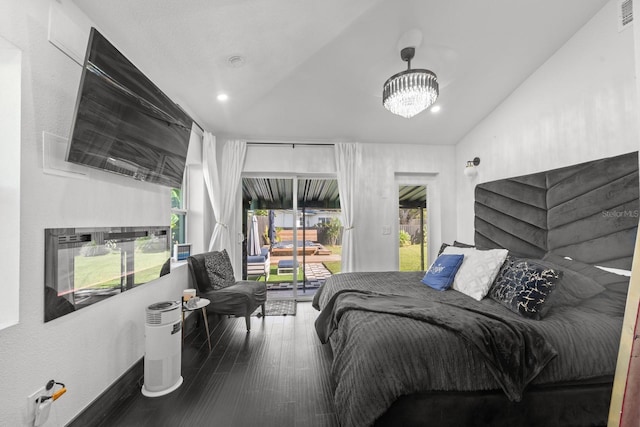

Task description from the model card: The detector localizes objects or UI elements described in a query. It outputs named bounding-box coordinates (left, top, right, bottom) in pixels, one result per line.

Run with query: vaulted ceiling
left=73, top=0, right=609, bottom=145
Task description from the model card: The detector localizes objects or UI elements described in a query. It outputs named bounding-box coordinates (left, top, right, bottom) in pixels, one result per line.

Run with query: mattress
left=312, top=271, right=627, bottom=427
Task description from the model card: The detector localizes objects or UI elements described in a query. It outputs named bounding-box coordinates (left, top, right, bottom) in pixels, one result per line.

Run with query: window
left=171, top=187, right=187, bottom=255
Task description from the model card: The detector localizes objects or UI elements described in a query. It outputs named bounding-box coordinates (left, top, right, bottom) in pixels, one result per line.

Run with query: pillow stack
left=423, top=242, right=614, bottom=321
left=422, top=245, right=509, bottom=300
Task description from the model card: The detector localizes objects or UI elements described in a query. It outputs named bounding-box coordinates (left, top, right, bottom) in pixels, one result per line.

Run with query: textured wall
left=242, top=142, right=456, bottom=272
left=0, top=1, right=188, bottom=426
left=455, top=0, right=638, bottom=243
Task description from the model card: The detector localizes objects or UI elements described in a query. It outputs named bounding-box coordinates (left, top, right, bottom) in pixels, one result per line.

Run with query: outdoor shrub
left=138, top=236, right=168, bottom=253
left=320, top=217, right=342, bottom=246
left=80, top=241, right=110, bottom=257
left=399, top=230, right=411, bottom=247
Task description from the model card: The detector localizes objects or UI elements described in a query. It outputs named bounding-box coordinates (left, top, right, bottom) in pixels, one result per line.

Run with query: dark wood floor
left=96, top=302, right=338, bottom=427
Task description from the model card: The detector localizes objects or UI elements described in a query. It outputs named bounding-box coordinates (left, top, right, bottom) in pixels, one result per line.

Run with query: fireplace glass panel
left=44, top=226, right=170, bottom=322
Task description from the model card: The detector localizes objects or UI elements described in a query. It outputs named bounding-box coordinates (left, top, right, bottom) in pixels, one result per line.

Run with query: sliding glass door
left=242, top=176, right=340, bottom=301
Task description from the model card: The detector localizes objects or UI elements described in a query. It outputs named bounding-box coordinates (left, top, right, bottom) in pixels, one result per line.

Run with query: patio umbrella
left=248, top=214, right=261, bottom=256
left=268, top=210, right=276, bottom=247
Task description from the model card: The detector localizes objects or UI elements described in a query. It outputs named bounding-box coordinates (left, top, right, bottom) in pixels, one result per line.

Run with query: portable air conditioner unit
left=141, top=300, right=183, bottom=397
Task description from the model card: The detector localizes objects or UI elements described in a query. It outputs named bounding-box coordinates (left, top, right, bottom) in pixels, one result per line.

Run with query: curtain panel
left=203, top=134, right=247, bottom=262
left=335, top=143, right=361, bottom=273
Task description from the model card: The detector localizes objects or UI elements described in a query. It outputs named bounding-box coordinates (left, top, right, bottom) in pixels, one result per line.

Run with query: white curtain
left=203, top=133, right=247, bottom=253
left=335, top=143, right=361, bottom=273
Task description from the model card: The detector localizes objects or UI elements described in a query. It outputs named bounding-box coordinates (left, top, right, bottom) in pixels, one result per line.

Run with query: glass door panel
left=241, top=176, right=341, bottom=301
left=398, top=185, right=427, bottom=271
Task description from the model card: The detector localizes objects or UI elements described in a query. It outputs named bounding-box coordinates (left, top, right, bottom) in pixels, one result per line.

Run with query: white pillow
left=442, top=246, right=509, bottom=301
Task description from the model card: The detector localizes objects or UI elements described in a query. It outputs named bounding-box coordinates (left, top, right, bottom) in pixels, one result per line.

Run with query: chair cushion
left=188, top=250, right=235, bottom=292
left=247, top=247, right=270, bottom=263
left=203, top=280, right=267, bottom=316
left=278, top=259, right=295, bottom=269
left=247, top=254, right=267, bottom=263
left=204, top=249, right=235, bottom=290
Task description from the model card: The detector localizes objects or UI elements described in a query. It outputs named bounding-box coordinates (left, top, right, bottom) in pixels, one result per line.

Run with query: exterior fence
left=251, top=215, right=344, bottom=247
left=400, top=224, right=425, bottom=245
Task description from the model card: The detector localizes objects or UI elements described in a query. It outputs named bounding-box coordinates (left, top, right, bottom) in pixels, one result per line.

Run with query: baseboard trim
left=68, top=313, right=198, bottom=427
left=67, top=357, right=143, bottom=427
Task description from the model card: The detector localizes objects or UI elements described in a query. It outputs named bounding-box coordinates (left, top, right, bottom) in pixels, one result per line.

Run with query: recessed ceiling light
left=217, top=93, right=229, bottom=102
left=430, top=105, right=441, bottom=113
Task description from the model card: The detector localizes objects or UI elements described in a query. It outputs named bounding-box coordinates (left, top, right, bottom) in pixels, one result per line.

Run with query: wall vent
left=619, top=0, right=633, bottom=31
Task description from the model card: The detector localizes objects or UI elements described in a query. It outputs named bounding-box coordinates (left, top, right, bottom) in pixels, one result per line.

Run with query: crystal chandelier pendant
left=383, top=47, right=439, bottom=119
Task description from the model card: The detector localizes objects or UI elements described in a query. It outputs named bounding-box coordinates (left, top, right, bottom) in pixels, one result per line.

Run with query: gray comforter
left=312, top=271, right=625, bottom=427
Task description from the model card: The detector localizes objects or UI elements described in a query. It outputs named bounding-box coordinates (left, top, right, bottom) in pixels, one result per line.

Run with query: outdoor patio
left=266, top=262, right=333, bottom=296
left=245, top=208, right=342, bottom=298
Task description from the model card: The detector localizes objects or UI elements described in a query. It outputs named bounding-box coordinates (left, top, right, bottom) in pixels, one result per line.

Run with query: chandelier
left=383, top=47, right=439, bottom=118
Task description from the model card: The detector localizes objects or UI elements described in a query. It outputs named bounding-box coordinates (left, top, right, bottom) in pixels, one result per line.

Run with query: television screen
left=66, top=28, right=192, bottom=188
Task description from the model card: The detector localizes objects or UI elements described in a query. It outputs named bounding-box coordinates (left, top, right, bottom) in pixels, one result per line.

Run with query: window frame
left=170, top=173, right=189, bottom=255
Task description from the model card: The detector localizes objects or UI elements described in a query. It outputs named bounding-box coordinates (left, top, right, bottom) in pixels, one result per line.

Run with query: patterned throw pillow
left=421, top=254, right=465, bottom=291
left=442, top=246, right=509, bottom=301
left=489, top=258, right=560, bottom=320
left=203, top=249, right=235, bottom=290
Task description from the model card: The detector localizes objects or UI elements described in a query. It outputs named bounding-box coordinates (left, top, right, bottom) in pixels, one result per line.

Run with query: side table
left=182, top=298, right=211, bottom=351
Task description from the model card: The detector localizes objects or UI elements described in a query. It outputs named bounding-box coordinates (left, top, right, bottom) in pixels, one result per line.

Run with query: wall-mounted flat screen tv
left=66, top=27, right=192, bottom=188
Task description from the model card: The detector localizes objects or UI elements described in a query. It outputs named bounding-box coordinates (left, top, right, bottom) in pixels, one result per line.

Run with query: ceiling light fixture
left=430, top=105, right=441, bottom=113
left=217, top=93, right=229, bottom=102
left=383, top=47, right=439, bottom=119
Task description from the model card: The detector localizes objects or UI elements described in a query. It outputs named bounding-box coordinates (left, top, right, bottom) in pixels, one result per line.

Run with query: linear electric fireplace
left=44, top=226, right=170, bottom=322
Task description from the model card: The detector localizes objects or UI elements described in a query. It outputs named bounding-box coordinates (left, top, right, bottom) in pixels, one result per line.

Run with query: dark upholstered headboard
left=474, top=151, right=639, bottom=270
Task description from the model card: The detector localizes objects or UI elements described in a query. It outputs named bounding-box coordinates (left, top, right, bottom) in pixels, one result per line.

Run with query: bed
left=312, top=151, right=638, bottom=427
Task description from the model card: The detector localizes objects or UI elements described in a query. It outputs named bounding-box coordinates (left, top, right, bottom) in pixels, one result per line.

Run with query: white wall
left=0, top=1, right=189, bottom=425
left=241, top=143, right=457, bottom=271
left=455, top=0, right=638, bottom=242
left=0, top=35, right=21, bottom=330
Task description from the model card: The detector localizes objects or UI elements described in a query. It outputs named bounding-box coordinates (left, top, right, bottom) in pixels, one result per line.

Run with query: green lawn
left=255, top=243, right=424, bottom=281
left=74, top=250, right=169, bottom=289
left=322, top=245, right=342, bottom=274
left=265, top=265, right=304, bottom=283
left=260, top=244, right=344, bottom=281
left=399, top=244, right=428, bottom=272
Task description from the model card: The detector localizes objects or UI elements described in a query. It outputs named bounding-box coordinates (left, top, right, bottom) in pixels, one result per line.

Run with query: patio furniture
left=271, top=241, right=318, bottom=257
left=277, top=259, right=298, bottom=275
left=187, top=250, right=266, bottom=332
left=247, top=247, right=270, bottom=281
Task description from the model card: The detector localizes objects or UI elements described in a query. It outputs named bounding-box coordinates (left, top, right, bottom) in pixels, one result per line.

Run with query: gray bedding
left=312, top=271, right=626, bottom=427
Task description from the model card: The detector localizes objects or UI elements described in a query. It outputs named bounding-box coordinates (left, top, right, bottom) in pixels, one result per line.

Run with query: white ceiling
left=72, top=0, right=609, bottom=145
